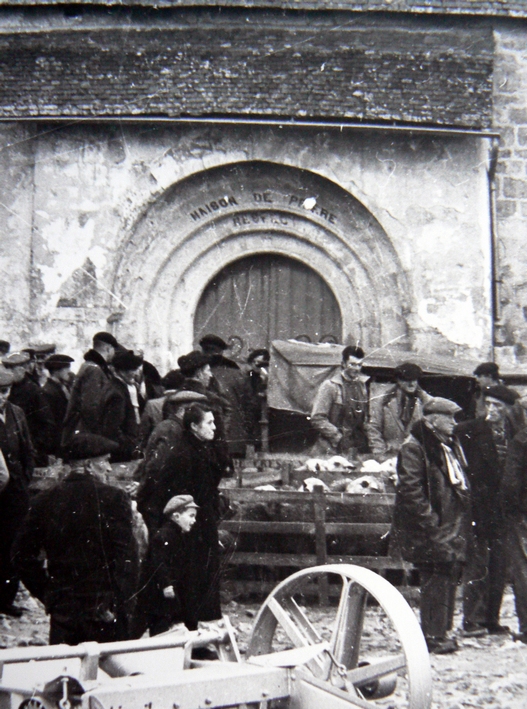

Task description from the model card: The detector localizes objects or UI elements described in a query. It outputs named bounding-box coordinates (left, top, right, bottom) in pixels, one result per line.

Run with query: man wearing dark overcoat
left=0, top=367, right=34, bottom=617
left=391, top=397, right=471, bottom=654
left=13, top=433, right=138, bottom=645
left=456, top=384, right=518, bottom=636
left=41, top=354, right=74, bottom=458
left=105, top=349, right=143, bottom=462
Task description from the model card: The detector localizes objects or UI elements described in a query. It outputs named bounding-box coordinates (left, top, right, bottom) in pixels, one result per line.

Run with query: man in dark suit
left=456, top=384, right=518, bottom=637
left=106, top=349, right=143, bottom=462
left=42, top=354, right=74, bottom=458
left=13, top=433, right=138, bottom=645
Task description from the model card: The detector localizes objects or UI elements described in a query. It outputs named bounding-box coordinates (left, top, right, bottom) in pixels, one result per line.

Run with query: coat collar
left=84, top=349, right=110, bottom=375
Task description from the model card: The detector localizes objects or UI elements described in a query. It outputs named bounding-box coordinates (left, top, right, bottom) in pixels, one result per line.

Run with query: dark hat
left=161, top=369, right=185, bottom=391
left=394, top=362, right=423, bottom=381
left=2, top=352, right=30, bottom=368
left=0, top=340, right=10, bottom=353
left=199, top=334, right=228, bottom=351
left=248, top=348, right=270, bottom=364
left=178, top=351, right=211, bottom=376
left=45, top=354, right=74, bottom=371
left=93, top=332, right=119, bottom=348
left=62, top=431, right=119, bottom=462
left=483, top=385, right=517, bottom=407
left=142, top=360, right=161, bottom=386
left=423, top=397, right=461, bottom=416
left=113, top=349, right=144, bottom=371
left=31, top=344, right=56, bottom=359
left=21, top=347, right=35, bottom=358
left=342, top=345, right=365, bottom=361
left=0, top=368, right=14, bottom=387
left=163, top=494, right=199, bottom=516
left=166, top=390, right=208, bottom=405
left=473, top=361, right=500, bottom=378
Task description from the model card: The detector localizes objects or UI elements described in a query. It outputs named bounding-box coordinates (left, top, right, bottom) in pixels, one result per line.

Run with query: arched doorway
left=194, top=253, right=342, bottom=355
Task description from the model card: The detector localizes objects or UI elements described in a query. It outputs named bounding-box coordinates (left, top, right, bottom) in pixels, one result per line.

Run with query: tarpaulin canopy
left=267, top=339, right=507, bottom=415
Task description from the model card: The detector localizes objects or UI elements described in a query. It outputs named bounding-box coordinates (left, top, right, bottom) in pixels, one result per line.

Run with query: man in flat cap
left=0, top=368, right=34, bottom=617
left=62, top=332, right=118, bottom=458
left=136, top=495, right=201, bottom=636
left=105, top=349, right=144, bottom=462
left=13, top=432, right=138, bottom=645
left=42, top=354, right=74, bottom=458
left=391, top=397, right=471, bottom=654
left=310, top=345, right=370, bottom=456
left=3, top=352, right=54, bottom=466
left=456, top=384, right=519, bottom=637
left=23, top=344, right=56, bottom=388
left=367, top=362, right=432, bottom=459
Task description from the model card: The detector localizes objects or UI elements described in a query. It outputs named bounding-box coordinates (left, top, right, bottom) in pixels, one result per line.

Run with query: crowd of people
left=1, top=332, right=527, bottom=659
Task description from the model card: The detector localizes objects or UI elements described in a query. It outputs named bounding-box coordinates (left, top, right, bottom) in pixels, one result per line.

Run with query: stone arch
left=112, top=160, right=409, bottom=369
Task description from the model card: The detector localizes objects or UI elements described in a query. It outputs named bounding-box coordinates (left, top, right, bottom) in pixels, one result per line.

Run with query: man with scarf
left=391, top=397, right=471, bottom=654
left=367, top=362, right=432, bottom=459
left=456, top=384, right=518, bottom=637
left=310, top=345, right=369, bottom=456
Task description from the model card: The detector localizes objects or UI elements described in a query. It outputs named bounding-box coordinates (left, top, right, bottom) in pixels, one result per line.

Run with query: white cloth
left=440, top=442, right=468, bottom=491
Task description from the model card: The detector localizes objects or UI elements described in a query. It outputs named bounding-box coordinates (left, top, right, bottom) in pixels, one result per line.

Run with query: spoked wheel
left=246, top=564, right=431, bottom=709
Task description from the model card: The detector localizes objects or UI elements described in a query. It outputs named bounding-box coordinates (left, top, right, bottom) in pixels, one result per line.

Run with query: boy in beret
left=42, top=354, right=74, bottom=458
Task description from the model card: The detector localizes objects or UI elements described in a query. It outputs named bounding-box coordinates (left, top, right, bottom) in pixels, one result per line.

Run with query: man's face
left=485, top=396, right=507, bottom=424
left=398, top=378, right=418, bottom=395
left=251, top=356, right=268, bottom=373
left=476, top=374, right=496, bottom=389
left=118, top=367, right=138, bottom=385
left=342, top=355, right=363, bottom=380
left=53, top=366, right=71, bottom=384
left=172, top=507, right=197, bottom=533
left=191, top=411, right=216, bottom=441
left=427, top=412, right=456, bottom=437
left=196, top=363, right=213, bottom=387
left=35, top=360, right=46, bottom=376
left=10, top=365, right=26, bottom=383
left=0, top=385, right=11, bottom=412
left=88, top=455, right=112, bottom=479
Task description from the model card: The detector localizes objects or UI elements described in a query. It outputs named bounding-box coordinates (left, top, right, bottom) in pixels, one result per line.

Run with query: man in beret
left=244, top=349, right=270, bottom=451
left=0, top=367, right=34, bottom=617
left=42, top=354, right=74, bottom=458
left=367, top=362, right=432, bottom=459
left=62, top=332, right=118, bottom=458
left=105, top=349, right=144, bottom=463
left=13, top=433, right=138, bottom=644
left=310, top=345, right=370, bottom=456
left=391, top=397, right=471, bottom=654
left=456, top=384, right=519, bottom=637
left=3, top=352, right=54, bottom=467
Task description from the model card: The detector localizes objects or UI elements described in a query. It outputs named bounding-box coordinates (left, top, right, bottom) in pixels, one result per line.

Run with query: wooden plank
left=222, top=581, right=419, bottom=602
left=220, top=521, right=391, bottom=536
left=222, top=489, right=395, bottom=506
left=226, top=552, right=413, bottom=570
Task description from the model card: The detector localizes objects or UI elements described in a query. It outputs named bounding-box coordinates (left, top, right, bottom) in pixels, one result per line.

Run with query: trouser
left=417, top=562, right=463, bottom=640
left=463, top=533, right=507, bottom=628
left=49, top=610, right=129, bottom=646
left=506, top=520, right=527, bottom=634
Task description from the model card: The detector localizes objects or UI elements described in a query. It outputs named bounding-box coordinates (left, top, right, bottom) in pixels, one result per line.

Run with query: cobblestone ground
left=2, top=586, right=527, bottom=708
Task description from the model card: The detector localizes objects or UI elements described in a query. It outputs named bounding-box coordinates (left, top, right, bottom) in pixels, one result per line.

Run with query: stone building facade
left=0, top=1, right=525, bottom=373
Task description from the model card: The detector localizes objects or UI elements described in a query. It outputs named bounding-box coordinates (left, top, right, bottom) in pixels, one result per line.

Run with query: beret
left=394, top=362, right=423, bottom=381
left=161, top=369, right=185, bottom=390
left=178, top=350, right=211, bottom=376
left=62, top=431, right=119, bottom=462
left=166, top=390, right=208, bottom=405
left=2, top=352, right=30, bottom=367
left=423, top=397, right=462, bottom=416
left=473, top=361, right=500, bottom=378
left=93, top=331, right=119, bottom=348
left=0, top=367, right=14, bottom=387
left=163, top=494, right=199, bottom=516
left=248, top=348, right=270, bottom=364
left=45, top=354, right=74, bottom=371
left=112, top=349, right=144, bottom=371
left=483, top=385, right=518, bottom=407
left=199, top=334, right=228, bottom=351
left=342, top=345, right=365, bottom=361
left=0, top=340, right=10, bottom=351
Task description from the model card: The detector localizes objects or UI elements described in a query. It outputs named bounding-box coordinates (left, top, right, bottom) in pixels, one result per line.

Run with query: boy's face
left=172, top=507, right=197, bottom=532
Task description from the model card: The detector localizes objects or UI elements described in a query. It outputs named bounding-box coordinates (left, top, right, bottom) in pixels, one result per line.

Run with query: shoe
left=482, top=623, right=510, bottom=635
left=460, top=624, right=487, bottom=638
left=512, top=632, right=527, bottom=644
left=0, top=604, right=25, bottom=618
left=426, top=637, right=459, bottom=654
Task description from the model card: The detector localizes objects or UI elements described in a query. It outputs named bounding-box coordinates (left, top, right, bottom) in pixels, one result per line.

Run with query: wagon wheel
left=246, top=564, right=431, bottom=709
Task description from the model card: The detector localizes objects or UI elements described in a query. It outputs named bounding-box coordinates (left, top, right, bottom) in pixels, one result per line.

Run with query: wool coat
left=42, top=378, right=69, bottom=457
left=391, top=420, right=471, bottom=565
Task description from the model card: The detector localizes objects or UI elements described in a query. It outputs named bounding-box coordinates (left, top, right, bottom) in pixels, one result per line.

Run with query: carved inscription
left=288, top=195, right=337, bottom=224
left=232, top=212, right=290, bottom=227
left=190, top=196, right=238, bottom=222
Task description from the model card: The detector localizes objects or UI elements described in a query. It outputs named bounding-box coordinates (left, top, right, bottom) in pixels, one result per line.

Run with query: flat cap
left=163, top=494, right=199, bottom=516
left=423, top=397, right=461, bottom=416
left=166, top=390, right=208, bottom=405
left=178, top=350, right=211, bottom=376
left=45, top=354, right=74, bottom=371
left=199, top=334, right=228, bottom=351
left=474, top=361, right=499, bottom=378
left=93, top=331, right=119, bottom=348
left=394, top=362, right=423, bottom=381
left=0, top=368, right=14, bottom=387
left=483, top=385, right=518, bottom=407
left=2, top=352, right=30, bottom=368
left=31, top=344, right=56, bottom=358
left=113, top=349, right=144, bottom=371
left=62, top=431, right=119, bottom=462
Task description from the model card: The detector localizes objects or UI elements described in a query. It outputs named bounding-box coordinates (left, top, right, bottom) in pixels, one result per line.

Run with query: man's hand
left=163, top=585, right=176, bottom=599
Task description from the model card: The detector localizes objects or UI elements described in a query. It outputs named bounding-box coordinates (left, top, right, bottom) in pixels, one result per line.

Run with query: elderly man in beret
left=42, top=354, right=74, bottom=458
left=0, top=367, right=34, bottom=617
left=13, top=432, right=138, bottom=644
left=391, top=397, right=471, bottom=654
left=456, top=384, right=519, bottom=637
left=367, top=362, right=432, bottom=459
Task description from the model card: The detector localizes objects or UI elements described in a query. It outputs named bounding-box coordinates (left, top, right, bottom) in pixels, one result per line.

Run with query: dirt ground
left=2, top=585, right=527, bottom=708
